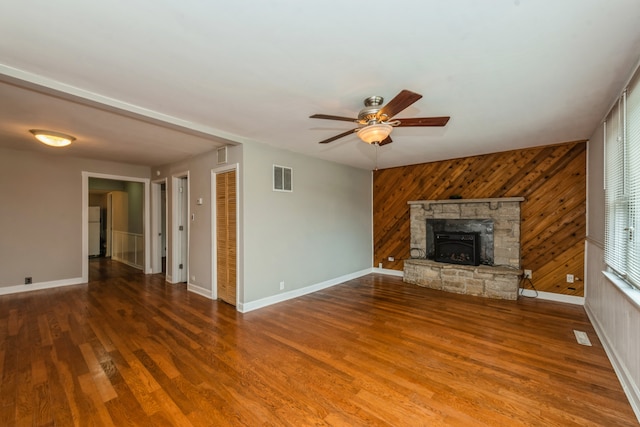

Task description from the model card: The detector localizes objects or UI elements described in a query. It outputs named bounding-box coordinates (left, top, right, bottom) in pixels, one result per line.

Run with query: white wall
left=0, top=147, right=150, bottom=288
left=585, top=124, right=640, bottom=418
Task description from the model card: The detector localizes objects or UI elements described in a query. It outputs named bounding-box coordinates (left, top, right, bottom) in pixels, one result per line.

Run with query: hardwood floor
left=0, top=259, right=637, bottom=426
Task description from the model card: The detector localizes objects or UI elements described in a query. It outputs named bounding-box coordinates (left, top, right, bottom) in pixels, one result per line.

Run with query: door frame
left=170, top=172, right=190, bottom=284
left=151, top=178, right=168, bottom=275
left=211, top=163, right=240, bottom=303
left=106, top=192, right=113, bottom=257
left=82, top=172, right=151, bottom=282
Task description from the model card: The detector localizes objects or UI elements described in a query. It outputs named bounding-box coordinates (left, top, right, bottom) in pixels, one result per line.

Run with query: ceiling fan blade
left=310, top=114, right=358, bottom=123
left=317, top=128, right=358, bottom=144
left=377, top=90, right=423, bottom=120
left=395, top=116, right=450, bottom=127
left=378, top=136, right=393, bottom=146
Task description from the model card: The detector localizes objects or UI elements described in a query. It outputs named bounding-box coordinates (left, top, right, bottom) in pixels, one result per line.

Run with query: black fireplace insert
left=434, top=232, right=481, bottom=266
left=426, top=218, right=493, bottom=265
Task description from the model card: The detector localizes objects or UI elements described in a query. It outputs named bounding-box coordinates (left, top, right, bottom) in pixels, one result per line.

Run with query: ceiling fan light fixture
left=29, top=129, right=76, bottom=147
left=357, top=123, right=393, bottom=144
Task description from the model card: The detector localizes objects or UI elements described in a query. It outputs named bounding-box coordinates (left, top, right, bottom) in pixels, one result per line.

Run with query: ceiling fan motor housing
left=358, top=96, right=385, bottom=123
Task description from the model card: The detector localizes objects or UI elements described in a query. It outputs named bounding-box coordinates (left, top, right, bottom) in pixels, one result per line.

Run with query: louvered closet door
left=216, top=170, right=237, bottom=305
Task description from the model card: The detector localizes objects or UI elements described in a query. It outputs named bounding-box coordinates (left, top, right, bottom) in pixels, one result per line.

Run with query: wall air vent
left=273, top=165, right=292, bottom=192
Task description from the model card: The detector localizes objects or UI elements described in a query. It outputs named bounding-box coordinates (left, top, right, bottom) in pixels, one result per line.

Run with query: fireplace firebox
left=426, top=218, right=493, bottom=265
left=434, top=232, right=481, bottom=266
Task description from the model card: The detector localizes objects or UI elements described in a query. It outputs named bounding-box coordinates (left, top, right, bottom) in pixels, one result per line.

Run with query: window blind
left=604, top=97, right=628, bottom=276
left=604, top=64, right=640, bottom=290
left=625, top=72, right=640, bottom=287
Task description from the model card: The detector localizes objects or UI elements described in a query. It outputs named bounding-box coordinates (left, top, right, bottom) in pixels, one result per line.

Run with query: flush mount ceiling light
left=29, top=129, right=76, bottom=147
left=356, top=123, right=393, bottom=144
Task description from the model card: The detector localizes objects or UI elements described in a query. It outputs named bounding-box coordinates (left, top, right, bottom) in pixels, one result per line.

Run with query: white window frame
left=605, top=70, right=640, bottom=290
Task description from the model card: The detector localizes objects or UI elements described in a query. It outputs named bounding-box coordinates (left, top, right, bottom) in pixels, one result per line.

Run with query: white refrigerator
left=89, top=206, right=101, bottom=257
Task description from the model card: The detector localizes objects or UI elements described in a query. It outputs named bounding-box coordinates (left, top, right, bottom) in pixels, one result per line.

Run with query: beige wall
left=0, top=147, right=149, bottom=287
left=125, top=181, right=144, bottom=234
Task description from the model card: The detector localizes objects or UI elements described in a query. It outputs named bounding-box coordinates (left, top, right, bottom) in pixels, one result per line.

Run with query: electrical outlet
left=388, top=256, right=394, bottom=262
left=279, top=281, right=285, bottom=290
left=378, top=262, right=383, bottom=269
left=25, top=277, right=32, bottom=285
left=523, top=269, right=532, bottom=279
left=567, top=274, right=574, bottom=283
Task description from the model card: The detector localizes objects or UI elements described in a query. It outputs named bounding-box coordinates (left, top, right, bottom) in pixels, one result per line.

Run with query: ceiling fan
left=310, top=89, right=450, bottom=146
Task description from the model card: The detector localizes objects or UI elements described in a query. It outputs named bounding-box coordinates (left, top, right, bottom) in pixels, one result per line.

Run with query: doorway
left=82, top=172, right=151, bottom=283
left=171, top=174, right=189, bottom=283
left=151, top=179, right=167, bottom=275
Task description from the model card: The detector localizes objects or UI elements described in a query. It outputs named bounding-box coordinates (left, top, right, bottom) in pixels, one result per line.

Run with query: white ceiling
left=1, top=1, right=640, bottom=170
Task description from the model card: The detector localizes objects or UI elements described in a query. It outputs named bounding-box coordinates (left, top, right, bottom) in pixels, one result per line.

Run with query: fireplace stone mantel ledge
left=404, top=258, right=522, bottom=275
left=408, top=197, right=525, bottom=208
left=404, top=259, right=522, bottom=300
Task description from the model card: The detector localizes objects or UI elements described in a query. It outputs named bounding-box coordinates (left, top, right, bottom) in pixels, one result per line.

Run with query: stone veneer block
left=404, top=259, right=521, bottom=300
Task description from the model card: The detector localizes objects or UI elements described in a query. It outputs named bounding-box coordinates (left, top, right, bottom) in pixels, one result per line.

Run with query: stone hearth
left=404, top=197, right=524, bottom=300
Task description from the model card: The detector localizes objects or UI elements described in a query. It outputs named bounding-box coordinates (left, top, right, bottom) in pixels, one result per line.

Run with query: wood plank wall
left=373, top=140, right=587, bottom=296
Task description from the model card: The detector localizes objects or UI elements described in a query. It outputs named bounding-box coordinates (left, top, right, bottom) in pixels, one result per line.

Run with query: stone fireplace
left=403, top=197, right=524, bottom=299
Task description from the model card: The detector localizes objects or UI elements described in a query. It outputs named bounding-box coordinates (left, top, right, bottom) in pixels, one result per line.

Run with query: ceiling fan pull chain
left=374, top=143, right=379, bottom=171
